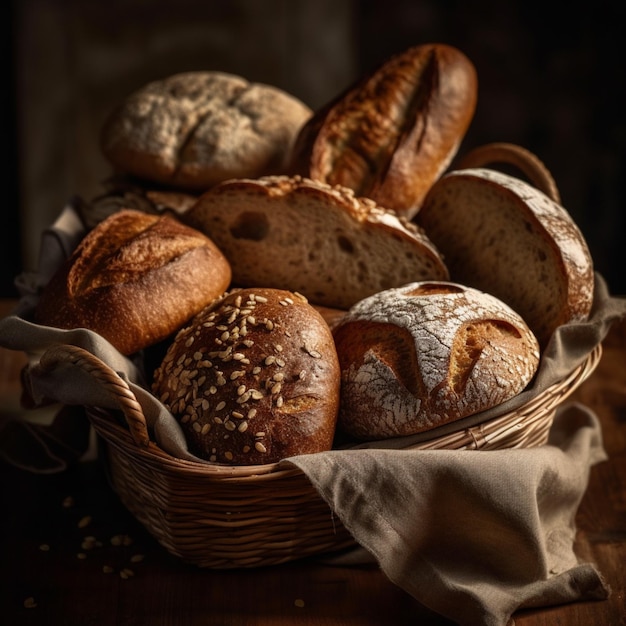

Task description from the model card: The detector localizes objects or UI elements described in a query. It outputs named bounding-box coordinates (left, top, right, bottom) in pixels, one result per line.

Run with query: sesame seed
left=252, top=366, right=261, bottom=375
left=247, top=409, right=257, bottom=419
left=201, top=424, right=211, bottom=435
left=230, top=370, right=245, bottom=380
left=193, top=422, right=202, bottom=432
left=265, top=355, right=276, bottom=365
left=276, top=396, right=284, bottom=408
left=237, top=385, right=246, bottom=396
left=272, top=373, right=285, bottom=382
left=224, top=451, right=234, bottom=461
left=23, top=597, right=37, bottom=609
left=232, top=411, right=244, bottom=419
left=224, top=420, right=236, bottom=431
left=185, top=336, right=195, bottom=347
left=254, top=295, right=268, bottom=303
left=78, top=516, right=92, bottom=529
left=255, top=431, right=266, bottom=438
left=238, top=421, right=248, bottom=432
left=255, top=442, right=267, bottom=453
left=250, top=390, right=264, bottom=400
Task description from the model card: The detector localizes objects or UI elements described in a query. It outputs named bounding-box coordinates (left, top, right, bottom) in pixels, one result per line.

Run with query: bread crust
left=288, top=43, right=477, bottom=219
left=416, top=168, right=595, bottom=347
left=183, top=175, right=449, bottom=310
left=34, top=209, right=232, bottom=355
left=151, top=288, right=340, bottom=465
left=100, top=71, right=312, bottom=190
left=333, top=282, right=540, bottom=441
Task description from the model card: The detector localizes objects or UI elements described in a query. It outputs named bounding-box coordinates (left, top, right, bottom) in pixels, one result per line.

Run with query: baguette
left=288, top=43, right=477, bottom=219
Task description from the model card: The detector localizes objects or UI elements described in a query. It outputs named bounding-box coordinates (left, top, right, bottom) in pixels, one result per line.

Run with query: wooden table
left=1, top=299, right=624, bottom=625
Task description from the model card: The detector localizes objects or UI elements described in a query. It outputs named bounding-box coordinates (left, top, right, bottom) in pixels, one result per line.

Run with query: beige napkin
left=2, top=201, right=625, bottom=625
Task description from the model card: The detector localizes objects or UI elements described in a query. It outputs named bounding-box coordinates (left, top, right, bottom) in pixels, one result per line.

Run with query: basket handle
left=455, top=142, right=561, bottom=204
left=37, top=344, right=151, bottom=447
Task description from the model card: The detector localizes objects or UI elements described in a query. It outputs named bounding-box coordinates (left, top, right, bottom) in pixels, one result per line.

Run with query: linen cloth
left=1, top=201, right=625, bottom=625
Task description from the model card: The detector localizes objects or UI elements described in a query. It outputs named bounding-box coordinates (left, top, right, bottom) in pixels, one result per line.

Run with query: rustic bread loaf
left=79, top=178, right=199, bottom=230
left=151, top=288, right=340, bottom=465
left=183, top=175, right=449, bottom=310
left=100, top=71, right=312, bottom=191
left=288, top=43, right=477, bottom=219
left=34, top=209, right=232, bottom=355
left=333, top=281, right=541, bottom=441
left=415, top=168, right=594, bottom=348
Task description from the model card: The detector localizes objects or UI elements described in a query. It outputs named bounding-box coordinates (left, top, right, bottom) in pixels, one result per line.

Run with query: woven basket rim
left=84, top=343, right=602, bottom=480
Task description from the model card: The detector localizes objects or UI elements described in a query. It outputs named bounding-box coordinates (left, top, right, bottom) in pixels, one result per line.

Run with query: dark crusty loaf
left=100, top=71, right=312, bottom=191
left=333, top=281, right=541, bottom=441
left=183, top=175, right=449, bottom=310
left=416, top=168, right=594, bottom=348
left=34, top=209, right=232, bottom=355
left=288, top=43, right=477, bottom=219
left=151, top=288, right=340, bottom=465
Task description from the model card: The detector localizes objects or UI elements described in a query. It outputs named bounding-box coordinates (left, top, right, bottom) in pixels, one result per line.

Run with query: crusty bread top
left=151, top=287, right=340, bottom=465
left=416, top=168, right=594, bottom=348
left=34, top=209, right=232, bottom=355
left=333, top=281, right=541, bottom=440
left=288, top=43, right=477, bottom=219
left=100, top=71, right=312, bottom=190
left=183, top=175, right=449, bottom=310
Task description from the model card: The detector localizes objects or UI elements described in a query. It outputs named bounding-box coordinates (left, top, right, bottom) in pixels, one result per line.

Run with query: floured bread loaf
left=416, top=168, right=594, bottom=347
left=183, top=175, right=449, bottom=310
left=100, top=71, right=312, bottom=191
left=288, top=43, right=477, bottom=219
left=152, top=288, right=340, bottom=465
left=333, top=281, right=540, bottom=441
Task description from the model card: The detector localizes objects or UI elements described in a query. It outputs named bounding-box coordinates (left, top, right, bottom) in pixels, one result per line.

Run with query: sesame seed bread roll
left=183, top=175, right=449, bottom=310
left=333, top=282, right=540, bottom=441
left=152, top=288, right=340, bottom=465
left=33, top=209, right=232, bottom=355
left=416, top=168, right=594, bottom=348
left=100, top=71, right=312, bottom=191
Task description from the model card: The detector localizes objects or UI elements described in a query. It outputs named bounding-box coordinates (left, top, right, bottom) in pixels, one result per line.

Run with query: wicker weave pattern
left=47, top=342, right=601, bottom=569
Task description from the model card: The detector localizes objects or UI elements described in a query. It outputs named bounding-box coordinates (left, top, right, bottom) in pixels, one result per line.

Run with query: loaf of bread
left=34, top=209, right=232, bottom=355
left=333, top=281, right=541, bottom=441
left=151, top=288, right=340, bottom=465
left=183, top=175, right=449, bottom=310
left=79, top=178, right=199, bottom=230
left=100, top=71, right=312, bottom=191
left=415, top=168, right=595, bottom=348
left=288, top=43, right=477, bottom=220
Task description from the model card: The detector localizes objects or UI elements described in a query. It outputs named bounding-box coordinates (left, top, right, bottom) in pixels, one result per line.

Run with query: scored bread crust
left=333, top=282, right=541, bottom=441
left=151, top=288, right=340, bottom=465
left=416, top=168, right=595, bottom=348
left=183, top=175, right=449, bottom=310
left=288, top=43, right=477, bottom=219
left=34, top=209, right=232, bottom=355
left=100, top=71, right=312, bottom=190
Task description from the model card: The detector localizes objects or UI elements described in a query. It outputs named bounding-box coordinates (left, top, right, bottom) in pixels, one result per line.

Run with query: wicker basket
left=35, top=341, right=602, bottom=569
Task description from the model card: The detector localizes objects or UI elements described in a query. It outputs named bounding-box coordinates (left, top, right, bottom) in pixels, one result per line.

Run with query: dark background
left=3, top=0, right=625, bottom=299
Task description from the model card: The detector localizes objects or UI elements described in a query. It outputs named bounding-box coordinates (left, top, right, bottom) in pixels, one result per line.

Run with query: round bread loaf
left=333, top=281, right=541, bottom=441
left=151, top=288, right=340, bottom=465
left=100, top=71, right=312, bottom=191
left=33, top=209, right=232, bottom=355
left=416, top=168, right=594, bottom=348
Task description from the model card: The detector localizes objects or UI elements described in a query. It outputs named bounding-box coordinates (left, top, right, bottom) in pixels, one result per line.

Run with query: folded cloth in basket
left=287, top=403, right=610, bottom=626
